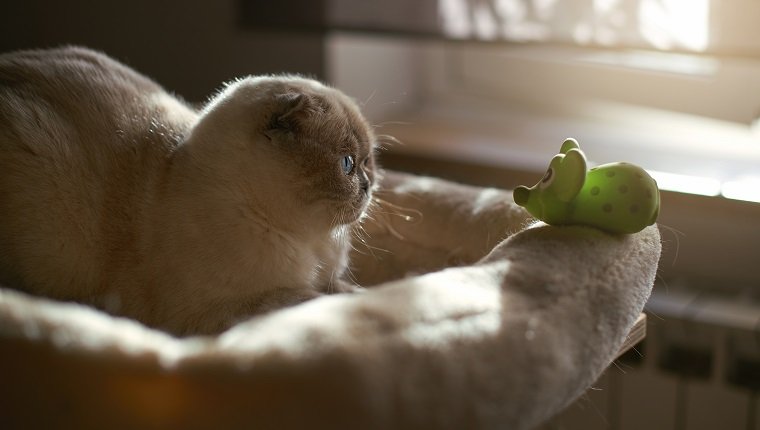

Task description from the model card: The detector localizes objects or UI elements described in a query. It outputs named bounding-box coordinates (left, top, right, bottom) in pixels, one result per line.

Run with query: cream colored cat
left=0, top=46, right=378, bottom=335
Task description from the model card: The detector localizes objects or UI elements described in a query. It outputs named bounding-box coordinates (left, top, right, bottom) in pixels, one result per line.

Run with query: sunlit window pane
left=440, top=0, right=710, bottom=52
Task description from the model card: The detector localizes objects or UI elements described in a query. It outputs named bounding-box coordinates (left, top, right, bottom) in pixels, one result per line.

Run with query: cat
left=0, top=46, right=378, bottom=336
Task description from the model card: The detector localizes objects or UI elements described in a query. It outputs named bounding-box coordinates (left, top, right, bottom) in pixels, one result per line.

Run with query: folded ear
left=553, top=148, right=587, bottom=202
left=268, top=92, right=324, bottom=133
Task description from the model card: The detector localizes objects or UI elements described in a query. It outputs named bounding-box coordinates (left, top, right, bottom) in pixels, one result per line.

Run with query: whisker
left=372, top=189, right=425, bottom=204
left=375, top=134, right=403, bottom=149
left=361, top=89, right=377, bottom=107
left=350, top=201, right=393, bottom=257
left=657, top=223, right=683, bottom=267
left=373, top=198, right=423, bottom=224
left=610, top=360, right=627, bottom=374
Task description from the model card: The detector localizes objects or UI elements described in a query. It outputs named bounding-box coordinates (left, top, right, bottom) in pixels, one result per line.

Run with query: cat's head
left=183, top=76, right=378, bottom=231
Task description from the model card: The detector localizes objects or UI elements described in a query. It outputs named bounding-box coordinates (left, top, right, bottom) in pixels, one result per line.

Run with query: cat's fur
left=0, top=46, right=378, bottom=335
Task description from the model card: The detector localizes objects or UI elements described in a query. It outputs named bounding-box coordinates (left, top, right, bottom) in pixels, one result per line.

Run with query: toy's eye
left=341, top=155, right=354, bottom=175
left=539, top=167, right=555, bottom=189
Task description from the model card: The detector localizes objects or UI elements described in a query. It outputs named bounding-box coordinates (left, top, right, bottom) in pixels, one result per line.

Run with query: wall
left=0, top=0, right=326, bottom=102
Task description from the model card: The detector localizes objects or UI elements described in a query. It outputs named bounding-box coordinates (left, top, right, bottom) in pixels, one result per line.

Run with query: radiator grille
left=538, top=285, right=760, bottom=430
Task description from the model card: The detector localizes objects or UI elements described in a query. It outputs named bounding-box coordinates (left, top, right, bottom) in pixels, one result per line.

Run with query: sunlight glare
left=594, top=0, right=621, bottom=13
left=473, top=2, right=500, bottom=39
left=722, top=178, right=760, bottom=203
left=439, top=0, right=710, bottom=52
left=533, top=0, right=558, bottom=21
left=639, top=0, right=709, bottom=51
left=440, top=0, right=472, bottom=39
left=647, top=170, right=721, bottom=197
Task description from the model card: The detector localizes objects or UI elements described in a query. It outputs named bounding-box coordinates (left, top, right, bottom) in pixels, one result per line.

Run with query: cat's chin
left=331, top=195, right=371, bottom=226
left=333, top=207, right=363, bottom=226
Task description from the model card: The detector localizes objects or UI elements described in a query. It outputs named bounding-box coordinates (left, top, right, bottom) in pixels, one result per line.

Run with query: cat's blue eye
left=341, top=155, right=354, bottom=175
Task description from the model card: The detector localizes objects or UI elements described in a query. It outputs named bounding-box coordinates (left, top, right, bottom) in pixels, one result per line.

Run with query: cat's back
left=0, top=46, right=195, bottom=299
left=0, top=46, right=172, bottom=154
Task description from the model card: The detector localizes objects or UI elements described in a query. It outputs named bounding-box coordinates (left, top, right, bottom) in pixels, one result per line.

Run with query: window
left=439, top=0, right=712, bottom=52
left=327, top=0, right=760, bottom=203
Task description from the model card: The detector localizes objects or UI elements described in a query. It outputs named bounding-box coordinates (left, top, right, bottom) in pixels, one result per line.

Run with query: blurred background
left=1, top=1, right=759, bottom=428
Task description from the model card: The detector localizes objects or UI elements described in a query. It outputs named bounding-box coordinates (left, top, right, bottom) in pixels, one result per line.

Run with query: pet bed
left=0, top=171, right=661, bottom=430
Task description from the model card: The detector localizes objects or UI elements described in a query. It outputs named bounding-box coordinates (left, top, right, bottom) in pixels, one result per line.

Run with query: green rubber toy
left=513, top=138, right=660, bottom=234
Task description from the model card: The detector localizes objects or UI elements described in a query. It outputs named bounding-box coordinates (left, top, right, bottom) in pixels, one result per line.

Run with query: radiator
left=538, top=285, right=760, bottom=430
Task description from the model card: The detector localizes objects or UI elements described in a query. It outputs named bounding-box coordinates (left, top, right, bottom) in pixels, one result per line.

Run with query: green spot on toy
left=513, top=138, right=660, bottom=234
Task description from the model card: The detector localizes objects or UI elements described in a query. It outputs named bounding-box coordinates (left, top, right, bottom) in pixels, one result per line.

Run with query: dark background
left=0, top=0, right=438, bottom=102
left=0, top=1, right=328, bottom=102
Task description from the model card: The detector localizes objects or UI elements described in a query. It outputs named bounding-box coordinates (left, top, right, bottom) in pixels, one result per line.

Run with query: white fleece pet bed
left=0, top=171, right=660, bottom=430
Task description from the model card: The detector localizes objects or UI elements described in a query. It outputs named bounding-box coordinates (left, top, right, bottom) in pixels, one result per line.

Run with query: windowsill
left=379, top=93, right=760, bottom=203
